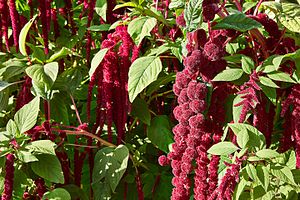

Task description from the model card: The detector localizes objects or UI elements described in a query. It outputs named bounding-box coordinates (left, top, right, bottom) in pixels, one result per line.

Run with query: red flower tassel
left=8, top=0, right=20, bottom=52
left=0, top=0, right=10, bottom=51
left=2, top=154, right=15, bottom=200
left=38, top=0, right=49, bottom=54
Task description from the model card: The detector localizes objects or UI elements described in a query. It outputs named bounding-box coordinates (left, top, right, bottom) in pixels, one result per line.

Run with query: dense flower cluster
left=168, top=66, right=208, bottom=199
left=234, top=71, right=261, bottom=123
left=208, top=158, right=243, bottom=200
left=281, top=85, right=300, bottom=168
left=87, top=26, right=135, bottom=143
left=2, top=154, right=14, bottom=200
left=202, top=0, right=220, bottom=22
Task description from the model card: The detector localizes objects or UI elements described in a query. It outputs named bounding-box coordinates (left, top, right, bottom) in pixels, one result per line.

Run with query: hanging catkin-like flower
left=15, top=77, right=33, bottom=111
left=8, top=0, right=20, bottom=52
left=0, top=0, right=10, bottom=51
left=281, top=84, right=300, bottom=168
left=234, top=72, right=261, bottom=123
left=87, top=26, right=134, bottom=143
left=38, top=0, right=49, bottom=54
left=0, top=13, right=3, bottom=52
left=2, top=154, right=15, bottom=200
left=64, top=0, right=76, bottom=34
left=35, top=178, right=46, bottom=198
left=85, top=0, right=96, bottom=64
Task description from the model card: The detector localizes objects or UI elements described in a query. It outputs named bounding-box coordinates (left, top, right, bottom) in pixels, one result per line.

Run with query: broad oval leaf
left=259, top=76, right=279, bottom=88
left=207, top=141, right=239, bottom=155
left=31, top=154, right=64, bottom=184
left=256, top=149, right=280, bottom=159
left=128, top=56, right=163, bottom=102
left=128, top=16, right=157, bottom=45
left=47, top=47, right=73, bottom=63
left=241, top=55, right=254, bottom=74
left=213, top=68, right=243, bottom=82
left=147, top=115, right=174, bottom=153
left=184, top=0, right=203, bottom=32
left=89, top=48, right=109, bottom=78
left=25, top=140, right=56, bottom=155
left=213, top=13, right=262, bottom=32
left=0, top=81, right=16, bottom=93
left=14, top=96, right=40, bottom=134
left=228, top=123, right=266, bottom=149
left=131, top=98, right=151, bottom=125
left=16, top=150, right=38, bottom=163
left=26, top=62, right=59, bottom=99
left=267, top=71, right=296, bottom=83
left=279, top=3, right=300, bottom=33
left=92, top=145, right=129, bottom=199
left=271, top=165, right=296, bottom=185
left=42, top=188, right=71, bottom=200
left=19, top=15, right=37, bottom=56
left=95, top=0, right=107, bottom=21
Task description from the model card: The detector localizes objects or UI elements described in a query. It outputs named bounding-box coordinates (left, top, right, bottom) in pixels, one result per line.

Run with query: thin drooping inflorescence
left=87, top=25, right=134, bottom=144
left=8, top=0, right=20, bottom=52
left=38, top=0, right=49, bottom=54
left=2, top=154, right=15, bottom=200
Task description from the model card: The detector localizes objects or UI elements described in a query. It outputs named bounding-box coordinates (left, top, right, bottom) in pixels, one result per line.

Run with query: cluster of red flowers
left=87, top=25, right=136, bottom=143
left=159, top=17, right=236, bottom=197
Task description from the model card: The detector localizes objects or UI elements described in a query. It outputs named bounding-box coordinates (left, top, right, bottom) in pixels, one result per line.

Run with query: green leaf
left=236, top=128, right=249, bottom=149
left=14, top=96, right=40, bottom=134
left=169, top=0, right=185, bottom=9
left=89, top=48, right=109, bottom=78
left=63, top=185, right=89, bottom=200
left=286, top=151, right=296, bottom=169
left=16, top=150, right=38, bottom=163
left=113, top=2, right=138, bottom=11
left=50, top=94, right=69, bottom=125
left=26, top=62, right=59, bottom=99
left=128, top=56, right=163, bottom=102
left=213, top=13, right=262, bottom=32
left=246, top=163, right=258, bottom=182
left=228, top=123, right=266, bottom=149
left=271, top=165, right=296, bottom=185
left=184, top=0, right=203, bottom=32
left=95, top=0, right=107, bottom=21
left=233, top=178, right=248, bottom=200
left=19, top=15, right=37, bottom=56
left=92, top=145, right=129, bottom=199
left=6, top=120, right=19, bottom=138
left=256, top=165, right=270, bottom=191
left=278, top=3, right=300, bottom=33
left=0, top=81, right=16, bottom=92
left=292, top=169, right=300, bottom=184
left=128, top=16, right=157, bottom=45
left=31, top=154, right=64, bottom=184
left=241, top=56, right=254, bottom=74
left=25, top=140, right=56, bottom=155
left=256, top=149, right=280, bottom=159
left=42, top=188, right=71, bottom=200
left=131, top=98, right=151, bottom=125
left=259, top=76, right=279, bottom=88
left=146, top=73, right=176, bottom=96
left=47, top=47, right=73, bottom=63
left=88, top=24, right=111, bottom=32
left=267, top=71, right=296, bottom=83
left=27, top=44, right=46, bottom=62
left=260, top=84, right=277, bottom=105
left=207, top=142, right=239, bottom=155
left=212, top=68, right=243, bottom=82
left=147, top=115, right=174, bottom=153
left=243, top=2, right=257, bottom=13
